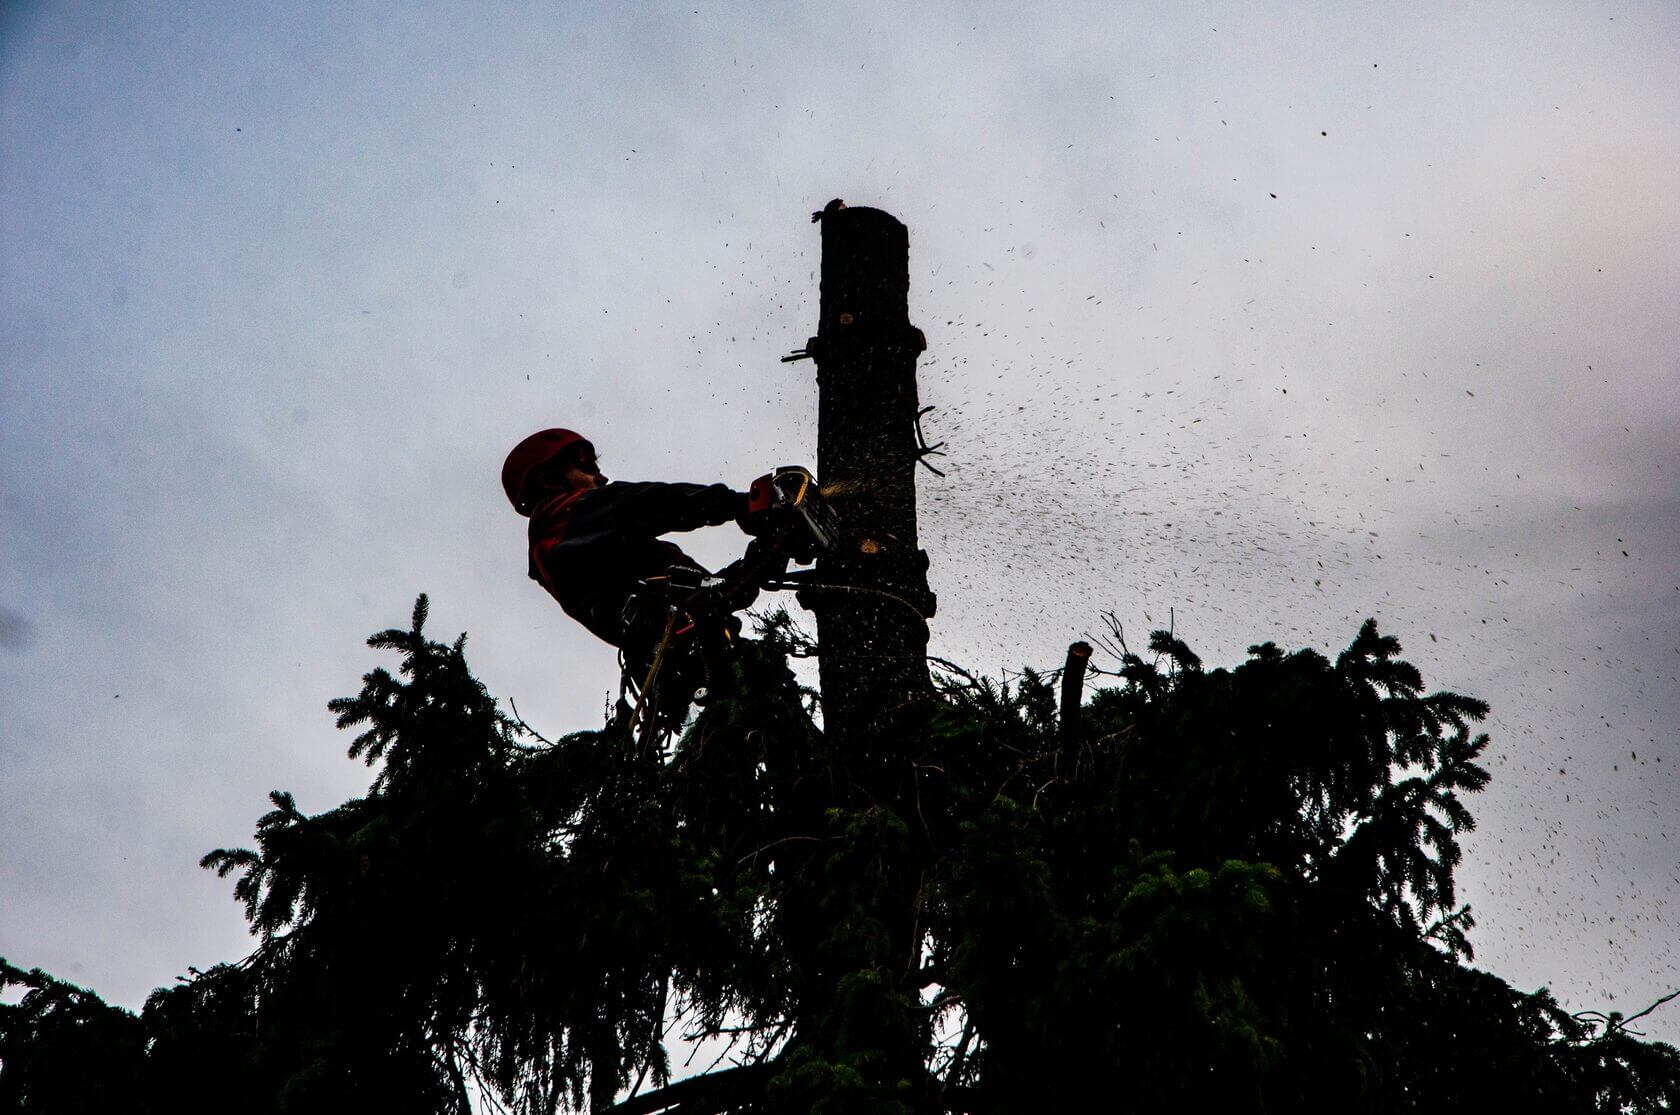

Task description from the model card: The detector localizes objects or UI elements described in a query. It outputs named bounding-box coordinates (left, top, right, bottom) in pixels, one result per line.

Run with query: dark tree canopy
left=4, top=596, right=1677, bottom=1112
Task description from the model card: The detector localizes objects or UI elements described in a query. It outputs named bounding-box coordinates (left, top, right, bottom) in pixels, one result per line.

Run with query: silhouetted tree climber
left=502, top=427, right=777, bottom=723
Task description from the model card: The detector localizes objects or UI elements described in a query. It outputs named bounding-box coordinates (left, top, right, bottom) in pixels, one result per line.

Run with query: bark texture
left=804, top=205, right=935, bottom=748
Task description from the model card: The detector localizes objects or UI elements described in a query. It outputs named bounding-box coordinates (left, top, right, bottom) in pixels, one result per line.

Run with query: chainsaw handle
left=746, top=472, right=776, bottom=516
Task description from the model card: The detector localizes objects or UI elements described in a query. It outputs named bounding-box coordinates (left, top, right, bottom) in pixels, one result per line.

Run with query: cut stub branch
left=1059, top=641, right=1093, bottom=745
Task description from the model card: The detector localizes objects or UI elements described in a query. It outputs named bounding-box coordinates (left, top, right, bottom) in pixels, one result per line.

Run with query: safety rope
left=627, top=608, right=679, bottom=740
left=762, top=578, right=928, bottom=622
left=620, top=577, right=923, bottom=744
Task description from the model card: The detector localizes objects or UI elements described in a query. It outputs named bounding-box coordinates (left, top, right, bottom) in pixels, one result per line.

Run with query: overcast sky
left=3, top=1, right=1678, bottom=1044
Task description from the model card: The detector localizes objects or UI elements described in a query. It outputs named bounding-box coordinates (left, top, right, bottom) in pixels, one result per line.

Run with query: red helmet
left=502, top=428, right=592, bottom=515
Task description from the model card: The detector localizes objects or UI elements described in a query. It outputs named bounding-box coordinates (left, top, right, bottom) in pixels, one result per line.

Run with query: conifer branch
left=604, top=1062, right=772, bottom=1115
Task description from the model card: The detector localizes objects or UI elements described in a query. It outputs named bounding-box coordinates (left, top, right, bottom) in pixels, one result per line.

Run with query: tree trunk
left=803, top=203, right=935, bottom=749
left=785, top=202, right=940, bottom=1107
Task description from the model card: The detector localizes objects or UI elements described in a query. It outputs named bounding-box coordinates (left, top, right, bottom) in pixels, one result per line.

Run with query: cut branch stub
left=1060, top=641, right=1093, bottom=745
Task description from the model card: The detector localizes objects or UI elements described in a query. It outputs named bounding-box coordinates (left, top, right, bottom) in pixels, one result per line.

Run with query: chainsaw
left=742, top=465, right=839, bottom=561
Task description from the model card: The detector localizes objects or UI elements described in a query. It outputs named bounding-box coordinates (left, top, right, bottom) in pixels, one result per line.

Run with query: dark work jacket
left=528, top=480, right=745, bottom=646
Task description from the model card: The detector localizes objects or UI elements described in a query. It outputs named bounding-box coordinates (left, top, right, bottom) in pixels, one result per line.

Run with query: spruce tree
left=9, top=597, right=1677, bottom=1111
